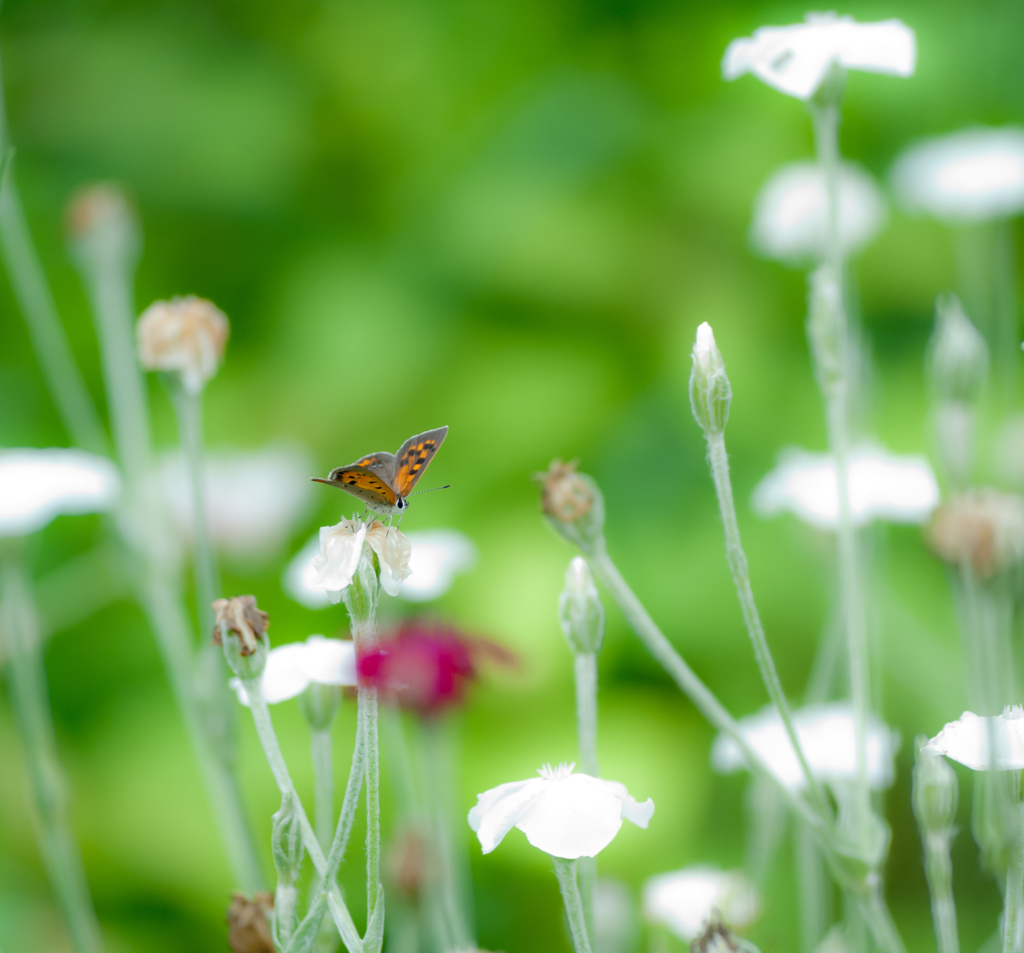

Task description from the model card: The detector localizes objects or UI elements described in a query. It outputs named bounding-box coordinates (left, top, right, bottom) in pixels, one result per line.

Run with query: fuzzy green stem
left=705, top=431, right=830, bottom=820
left=858, top=884, right=908, bottom=953
left=242, top=674, right=363, bottom=951
left=572, top=651, right=599, bottom=937
left=1004, top=792, right=1024, bottom=953
left=922, top=831, right=960, bottom=953
left=553, top=857, right=594, bottom=953
left=0, top=555, right=105, bottom=953
left=312, top=728, right=334, bottom=852
left=796, top=820, right=831, bottom=953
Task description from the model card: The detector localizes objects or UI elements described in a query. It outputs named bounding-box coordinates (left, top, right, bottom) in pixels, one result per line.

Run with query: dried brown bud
left=691, top=915, right=744, bottom=953
left=137, top=295, right=229, bottom=393
left=537, top=459, right=593, bottom=522
left=213, top=595, right=269, bottom=656
left=65, top=183, right=137, bottom=243
left=927, top=488, right=1024, bottom=577
left=226, top=892, right=275, bottom=953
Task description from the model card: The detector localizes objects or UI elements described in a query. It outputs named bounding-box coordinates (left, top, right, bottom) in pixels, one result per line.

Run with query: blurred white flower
left=468, top=762, right=654, bottom=859
left=365, top=522, right=412, bottom=597
left=723, top=14, right=915, bottom=101
left=136, top=295, right=229, bottom=393
left=230, top=635, right=356, bottom=705
left=0, top=448, right=120, bottom=536
left=752, top=444, right=939, bottom=530
left=927, top=707, right=1024, bottom=771
left=310, top=517, right=368, bottom=604
left=285, top=527, right=474, bottom=608
left=159, top=444, right=314, bottom=560
left=712, top=703, right=900, bottom=791
left=643, top=867, right=761, bottom=942
left=751, top=162, right=886, bottom=263
left=401, top=529, right=476, bottom=601
left=892, top=127, right=1024, bottom=223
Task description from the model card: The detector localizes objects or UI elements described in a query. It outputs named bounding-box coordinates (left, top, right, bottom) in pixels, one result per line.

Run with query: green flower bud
left=271, top=792, right=305, bottom=949
left=558, top=556, right=604, bottom=654
left=298, top=681, right=342, bottom=732
left=689, top=322, right=732, bottom=436
left=928, top=293, right=988, bottom=405
left=213, top=595, right=270, bottom=679
left=912, top=736, right=959, bottom=833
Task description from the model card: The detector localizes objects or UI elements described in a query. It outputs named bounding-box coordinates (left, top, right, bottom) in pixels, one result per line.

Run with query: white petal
left=592, top=778, right=655, bottom=829
left=835, top=20, right=915, bottom=78
left=310, top=521, right=366, bottom=594
left=927, top=707, right=1024, bottom=770
left=366, top=522, right=411, bottom=597
left=643, top=867, right=761, bottom=941
left=0, top=449, right=121, bottom=536
left=711, top=703, right=899, bottom=791
left=261, top=643, right=314, bottom=703
left=468, top=778, right=546, bottom=853
left=751, top=162, right=887, bottom=263
left=400, top=529, right=477, bottom=601
left=516, top=774, right=624, bottom=859
left=892, top=127, right=1024, bottom=223
left=283, top=535, right=331, bottom=609
left=300, top=636, right=356, bottom=686
left=752, top=444, right=939, bottom=530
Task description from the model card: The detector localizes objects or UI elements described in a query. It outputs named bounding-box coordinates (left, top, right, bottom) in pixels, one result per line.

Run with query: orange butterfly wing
left=393, top=426, right=448, bottom=497
left=322, top=465, right=398, bottom=508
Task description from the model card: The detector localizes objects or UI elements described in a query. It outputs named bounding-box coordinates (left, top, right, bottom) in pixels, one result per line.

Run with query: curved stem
left=311, top=728, right=335, bottom=852
left=552, top=858, right=593, bottom=953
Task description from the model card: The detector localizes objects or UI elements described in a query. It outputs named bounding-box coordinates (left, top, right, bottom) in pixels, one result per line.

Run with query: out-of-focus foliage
left=0, top=0, right=1020, bottom=949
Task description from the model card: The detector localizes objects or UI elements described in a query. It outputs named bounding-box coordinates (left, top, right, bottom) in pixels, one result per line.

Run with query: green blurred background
left=1, top=0, right=1022, bottom=949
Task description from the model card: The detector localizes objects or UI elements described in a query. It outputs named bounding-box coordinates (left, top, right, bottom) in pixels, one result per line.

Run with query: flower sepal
left=536, top=460, right=606, bottom=554
left=214, top=595, right=271, bottom=678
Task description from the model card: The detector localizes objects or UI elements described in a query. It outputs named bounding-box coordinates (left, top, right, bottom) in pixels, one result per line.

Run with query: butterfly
left=313, top=426, right=449, bottom=519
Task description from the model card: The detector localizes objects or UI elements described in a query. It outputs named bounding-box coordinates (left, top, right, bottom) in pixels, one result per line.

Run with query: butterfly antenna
left=407, top=484, right=452, bottom=498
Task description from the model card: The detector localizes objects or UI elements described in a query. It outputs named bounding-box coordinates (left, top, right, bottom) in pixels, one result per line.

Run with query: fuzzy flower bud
left=271, top=792, right=304, bottom=948
left=912, top=736, right=959, bottom=834
left=137, top=295, right=229, bottom=394
left=689, top=323, right=732, bottom=436
left=535, top=459, right=606, bottom=553
left=214, top=595, right=270, bottom=679
left=928, top=293, right=988, bottom=404
left=226, top=893, right=275, bottom=953
left=558, top=556, right=604, bottom=654
left=927, top=489, right=1024, bottom=577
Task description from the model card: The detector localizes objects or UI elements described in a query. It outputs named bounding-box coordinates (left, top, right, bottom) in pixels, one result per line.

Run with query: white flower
left=0, top=448, right=121, bottom=536
left=751, top=162, right=886, bottom=263
left=643, top=868, right=761, bottom=942
left=468, top=762, right=654, bottom=859
left=752, top=444, right=939, bottom=530
left=309, top=517, right=368, bottom=603
left=158, top=444, right=314, bottom=561
left=401, top=529, right=476, bottom=601
left=229, top=635, right=356, bottom=705
left=711, top=703, right=900, bottom=791
left=723, top=14, right=916, bottom=101
left=926, top=707, right=1024, bottom=771
left=136, top=295, right=229, bottom=393
left=286, top=526, right=471, bottom=607
left=365, top=521, right=412, bottom=597
left=892, top=127, right=1024, bottom=223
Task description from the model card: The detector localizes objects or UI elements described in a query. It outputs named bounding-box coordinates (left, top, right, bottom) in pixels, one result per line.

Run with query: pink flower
left=357, top=622, right=511, bottom=715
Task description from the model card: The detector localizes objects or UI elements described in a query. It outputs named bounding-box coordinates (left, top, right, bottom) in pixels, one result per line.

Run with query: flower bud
left=558, top=556, right=604, bottom=654
left=137, top=295, right=229, bottom=394
left=226, top=892, right=275, bottom=953
left=298, top=681, right=342, bottom=732
left=689, top=323, right=732, bottom=436
left=535, top=459, right=606, bottom=553
left=65, top=182, right=141, bottom=273
left=928, top=293, right=988, bottom=405
left=926, top=488, right=1024, bottom=577
left=271, top=792, right=304, bottom=948
left=213, top=595, right=270, bottom=676
left=912, top=736, right=958, bottom=834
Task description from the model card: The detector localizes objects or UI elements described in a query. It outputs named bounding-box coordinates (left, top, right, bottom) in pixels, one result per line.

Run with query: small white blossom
left=230, top=635, right=356, bottom=705
left=309, top=517, right=368, bottom=603
left=0, top=448, right=121, bottom=537
left=468, top=762, right=654, bottom=859
left=751, top=162, right=886, bottom=263
left=401, top=529, right=476, bottom=601
left=136, top=295, right=229, bottom=393
left=158, top=444, right=313, bottom=561
left=723, top=14, right=916, bottom=101
left=892, top=127, right=1024, bottom=223
left=712, top=703, right=900, bottom=791
left=643, top=868, right=761, bottom=942
left=752, top=444, right=939, bottom=530
left=927, top=707, right=1024, bottom=771
left=365, top=521, right=412, bottom=597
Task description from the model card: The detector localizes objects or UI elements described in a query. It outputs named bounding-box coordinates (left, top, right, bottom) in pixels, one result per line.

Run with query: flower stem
left=312, top=727, right=335, bottom=852
left=0, top=552, right=105, bottom=953
left=242, top=673, right=363, bottom=952
left=922, top=831, right=960, bottom=953
left=858, top=884, right=908, bottom=953
left=795, top=820, right=831, bottom=953
left=552, top=857, right=594, bottom=953
left=573, top=651, right=599, bottom=937
left=705, top=430, right=830, bottom=819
